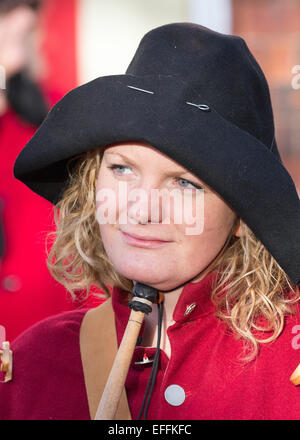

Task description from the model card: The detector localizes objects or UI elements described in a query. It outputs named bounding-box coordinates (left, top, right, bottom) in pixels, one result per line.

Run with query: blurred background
left=0, top=0, right=299, bottom=341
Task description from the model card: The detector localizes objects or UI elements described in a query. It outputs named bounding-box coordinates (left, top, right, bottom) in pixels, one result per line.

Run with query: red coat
left=0, top=272, right=299, bottom=420
left=0, top=88, right=91, bottom=342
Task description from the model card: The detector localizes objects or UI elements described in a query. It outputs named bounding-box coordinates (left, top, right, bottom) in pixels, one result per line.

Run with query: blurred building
left=232, top=0, right=300, bottom=193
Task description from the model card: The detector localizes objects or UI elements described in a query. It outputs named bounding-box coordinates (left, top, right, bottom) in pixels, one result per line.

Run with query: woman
left=0, top=22, right=299, bottom=420
left=0, top=0, right=80, bottom=344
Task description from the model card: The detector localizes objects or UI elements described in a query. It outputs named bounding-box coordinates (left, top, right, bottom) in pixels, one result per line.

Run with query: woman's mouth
left=120, top=231, right=172, bottom=249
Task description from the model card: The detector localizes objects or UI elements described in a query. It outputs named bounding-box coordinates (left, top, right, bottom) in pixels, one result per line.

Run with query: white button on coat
left=164, top=384, right=186, bottom=406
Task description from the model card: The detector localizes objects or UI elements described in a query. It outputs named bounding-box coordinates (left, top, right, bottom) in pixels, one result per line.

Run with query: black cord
left=137, top=298, right=164, bottom=420
left=143, top=299, right=164, bottom=420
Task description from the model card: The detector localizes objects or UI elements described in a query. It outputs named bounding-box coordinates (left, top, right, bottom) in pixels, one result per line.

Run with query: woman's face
left=96, top=142, right=238, bottom=291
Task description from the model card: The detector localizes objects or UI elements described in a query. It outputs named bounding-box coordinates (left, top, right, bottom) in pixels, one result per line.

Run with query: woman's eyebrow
left=104, top=151, right=137, bottom=164
left=105, top=151, right=186, bottom=173
left=105, top=152, right=188, bottom=175
left=104, top=151, right=207, bottom=185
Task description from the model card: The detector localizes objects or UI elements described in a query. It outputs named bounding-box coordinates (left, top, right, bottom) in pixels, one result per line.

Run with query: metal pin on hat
left=186, top=102, right=211, bottom=111
left=127, top=85, right=154, bottom=94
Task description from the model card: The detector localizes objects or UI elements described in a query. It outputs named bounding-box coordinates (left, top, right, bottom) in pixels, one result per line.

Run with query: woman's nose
left=127, top=182, right=163, bottom=225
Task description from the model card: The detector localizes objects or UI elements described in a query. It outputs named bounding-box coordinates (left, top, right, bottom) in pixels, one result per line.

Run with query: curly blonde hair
left=46, top=146, right=300, bottom=361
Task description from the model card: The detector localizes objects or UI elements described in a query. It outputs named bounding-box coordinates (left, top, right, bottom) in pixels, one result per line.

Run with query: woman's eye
left=107, top=164, right=132, bottom=175
left=176, top=178, right=203, bottom=190
left=106, top=165, right=203, bottom=190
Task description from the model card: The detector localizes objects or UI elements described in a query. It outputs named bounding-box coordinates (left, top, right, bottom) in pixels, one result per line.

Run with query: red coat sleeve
left=0, top=309, right=90, bottom=420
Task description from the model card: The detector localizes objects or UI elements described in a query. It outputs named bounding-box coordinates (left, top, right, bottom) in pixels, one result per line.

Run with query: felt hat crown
left=13, top=22, right=300, bottom=285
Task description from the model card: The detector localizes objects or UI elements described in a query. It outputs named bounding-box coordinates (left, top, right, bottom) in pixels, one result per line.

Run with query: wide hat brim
left=13, top=73, right=300, bottom=285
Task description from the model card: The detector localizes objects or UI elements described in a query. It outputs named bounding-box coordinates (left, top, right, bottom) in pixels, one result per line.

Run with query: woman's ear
left=233, top=217, right=245, bottom=237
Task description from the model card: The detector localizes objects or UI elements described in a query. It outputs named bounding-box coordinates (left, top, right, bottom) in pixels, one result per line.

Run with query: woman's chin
left=115, top=266, right=184, bottom=291
left=114, top=264, right=172, bottom=289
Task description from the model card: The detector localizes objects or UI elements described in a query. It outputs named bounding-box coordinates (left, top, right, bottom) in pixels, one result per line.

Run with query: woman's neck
left=142, top=286, right=183, bottom=357
left=139, top=271, right=210, bottom=357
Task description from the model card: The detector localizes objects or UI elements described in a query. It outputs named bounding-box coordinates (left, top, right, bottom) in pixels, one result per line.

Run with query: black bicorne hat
left=13, top=22, right=300, bottom=285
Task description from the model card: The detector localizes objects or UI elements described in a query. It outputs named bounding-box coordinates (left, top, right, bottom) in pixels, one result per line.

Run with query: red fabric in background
left=0, top=0, right=99, bottom=342
left=39, top=0, right=78, bottom=93
left=0, top=87, right=77, bottom=342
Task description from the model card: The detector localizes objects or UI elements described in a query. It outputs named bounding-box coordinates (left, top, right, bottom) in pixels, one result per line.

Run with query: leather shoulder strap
left=79, top=297, right=132, bottom=420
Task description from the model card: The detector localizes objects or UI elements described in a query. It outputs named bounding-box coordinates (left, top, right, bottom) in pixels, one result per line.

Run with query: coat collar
left=112, top=271, right=218, bottom=333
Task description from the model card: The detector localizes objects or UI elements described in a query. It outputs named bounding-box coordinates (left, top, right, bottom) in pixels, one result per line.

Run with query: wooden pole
left=94, top=308, right=145, bottom=420
left=290, top=363, right=300, bottom=386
